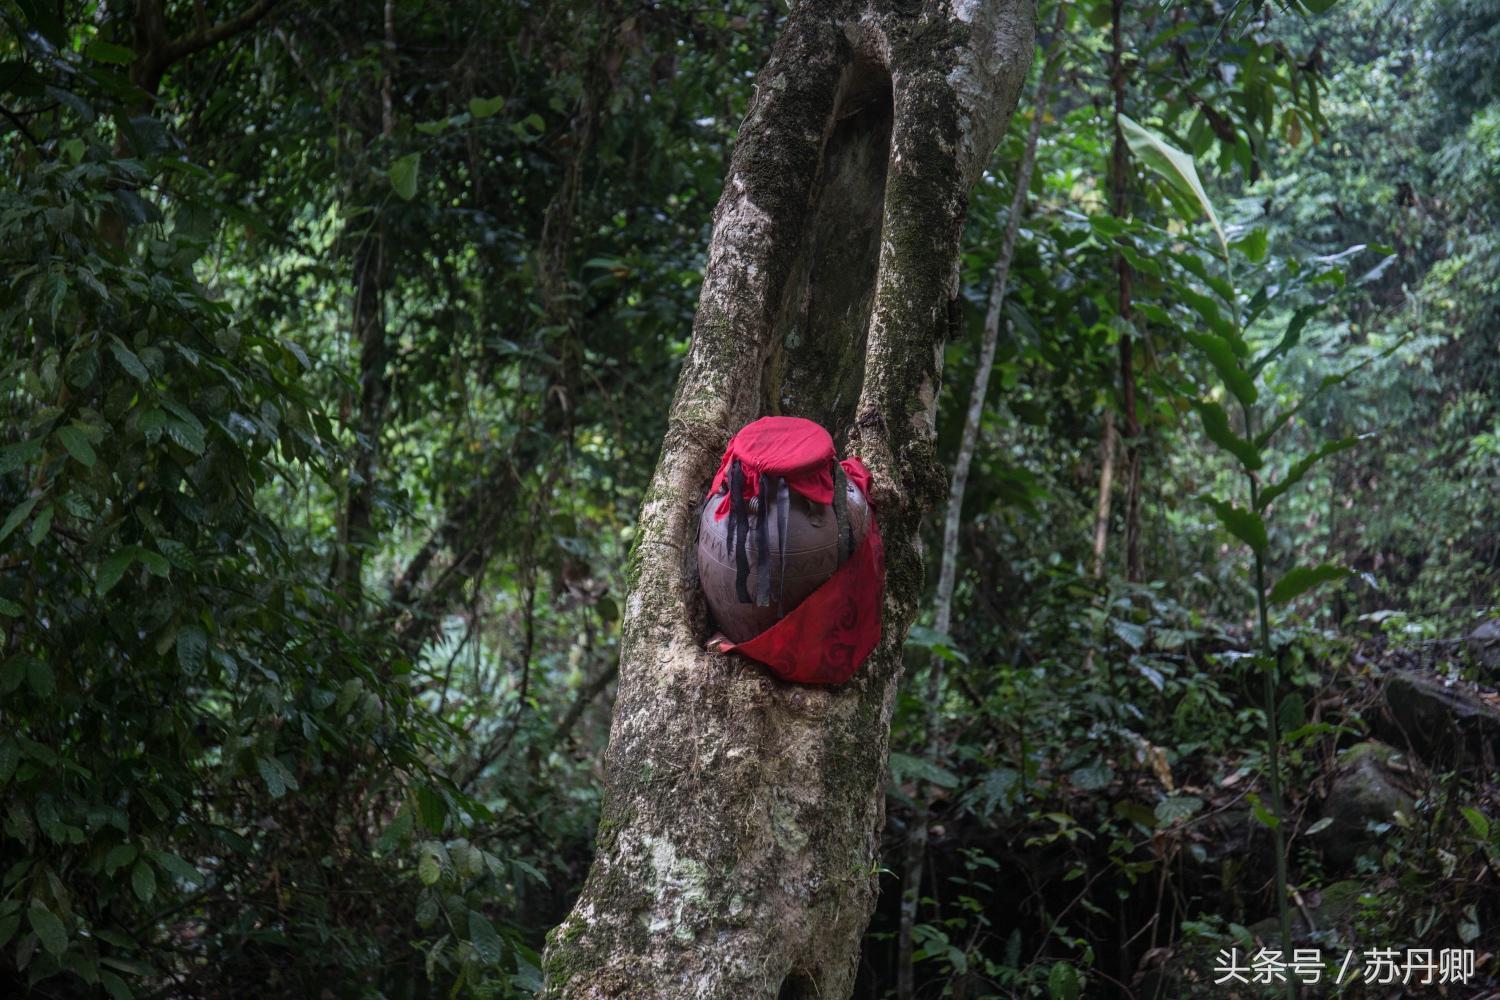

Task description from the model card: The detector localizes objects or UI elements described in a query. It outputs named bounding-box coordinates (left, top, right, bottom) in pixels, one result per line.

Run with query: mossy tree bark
left=541, top=1, right=1035, bottom=996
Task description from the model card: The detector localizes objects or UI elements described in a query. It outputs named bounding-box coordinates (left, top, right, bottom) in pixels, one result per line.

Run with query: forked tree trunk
left=540, top=2, right=1035, bottom=996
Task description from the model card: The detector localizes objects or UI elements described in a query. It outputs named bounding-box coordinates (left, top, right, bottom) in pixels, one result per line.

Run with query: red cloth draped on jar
left=701, top=416, right=885, bottom=685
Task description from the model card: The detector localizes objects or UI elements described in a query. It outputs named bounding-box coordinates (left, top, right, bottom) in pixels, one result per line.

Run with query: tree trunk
left=1089, top=408, right=1116, bottom=579
left=334, top=3, right=398, bottom=601
left=1109, top=0, right=1144, bottom=584
left=895, top=23, right=1063, bottom=994
left=540, top=1, right=1035, bottom=997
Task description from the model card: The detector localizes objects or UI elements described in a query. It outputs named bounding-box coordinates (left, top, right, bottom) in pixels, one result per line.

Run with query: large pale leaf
left=1120, top=114, right=1227, bottom=257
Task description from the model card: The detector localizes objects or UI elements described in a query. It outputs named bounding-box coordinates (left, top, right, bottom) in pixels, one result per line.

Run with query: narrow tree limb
left=1110, top=0, right=1145, bottom=583
left=134, top=0, right=283, bottom=95
left=1090, top=408, right=1117, bottom=579
left=895, top=14, right=1065, bottom=995
left=553, top=660, right=621, bottom=750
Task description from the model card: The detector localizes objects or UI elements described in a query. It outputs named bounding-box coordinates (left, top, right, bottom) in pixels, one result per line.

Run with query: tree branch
left=161, top=0, right=282, bottom=67
left=134, top=0, right=283, bottom=95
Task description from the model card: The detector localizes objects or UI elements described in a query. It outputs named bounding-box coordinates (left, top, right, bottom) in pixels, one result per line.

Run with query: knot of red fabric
left=707, top=415, right=871, bottom=517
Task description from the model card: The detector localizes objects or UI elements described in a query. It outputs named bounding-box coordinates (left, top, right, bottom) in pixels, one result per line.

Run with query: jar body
left=697, top=477, right=869, bottom=643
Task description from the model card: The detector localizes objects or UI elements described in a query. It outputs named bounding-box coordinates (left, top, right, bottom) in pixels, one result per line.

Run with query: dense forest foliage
left=1, top=0, right=1497, bottom=996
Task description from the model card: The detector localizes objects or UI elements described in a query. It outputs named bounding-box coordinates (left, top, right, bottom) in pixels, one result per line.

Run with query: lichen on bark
left=541, top=1, right=1035, bottom=997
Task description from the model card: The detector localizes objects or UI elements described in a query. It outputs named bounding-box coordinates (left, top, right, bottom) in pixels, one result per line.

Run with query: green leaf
left=1154, top=796, right=1204, bottom=825
left=137, top=549, right=170, bottom=577
left=1070, top=763, right=1114, bottom=791
left=1251, top=305, right=1319, bottom=375
left=1305, top=816, right=1335, bottom=835
left=1194, top=401, right=1262, bottom=471
left=27, top=504, right=52, bottom=546
left=512, top=857, right=548, bottom=887
left=149, top=850, right=205, bottom=887
left=1249, top=794, right=1280, bottom=830
left=109, top=337, right=150, bottom=382
left=1110, top=619, right=1146, bottom=650
left=26, top=658, right=54, bottom=698
left=1268, top=564, right=1350, bottom=605
left=417, top=848, right=441, bottom=886
left=905, top=625, right=969, bottom=663
left=28, top=901, right=67, bottom=956
left=97, top=548, right=138, bottom=595
left=256, top=755, right=296, bottom=798
left=415, top=894, right=439, bottom=927
left=468, top=95, right=505, bottom=119
left=1461, top=807, right=1491, bottom=842
left=1185, top=332, right=1257, bottom=407
left=0, top=657, right=28, bottom=695
left=0, top=496, right=40, bottom=544
left=889, top=751, right=960, bottom=789
left=377, top=811, right=413, bottom=852
left=85, top=40, right=136, bottom=65
left=0, top=740, right=18, bottom=783
left=1278, top=692, right=1306, bottom=731
left=1233, top=227, right=1269, bottom=263
left=1258, top=436, right=1361, bottom=510
left=1203, top=497, right=1267, bottom=554
left=388, top=152, right=421, bottom=201
left=138, top=409, right=167, bottom=444
left=1048, top=961, right=1081, bottom=1000
left=166, top=417, right=205, bottom=455
left=1171, top=251, right=1235, bottom=303
left=104, top=843, right=138, bottom=875
left=176, top=626, right=207, bottom=674
left=468, top=909, right=504, bottom=965
left=0, top=438, right=42, bottom=474
left=0, top=598, right=22, bottom=618
left=415, top=784, right=448, bottom=833
left=1255, top=342, right=1405, bottom=449
left=1119, top=114, right=1227, bottom=257
left=56, top=425, right=97, bottom=467
left=453, top=843, right=484, bottom=879
left=1114, top=800, right=1157, bottom=830
left=335, top=678, right=362, bottom=716
left=1179, top=287, right=1239, bottom=346
left=100, top=970, right=134, bottom=1000
left=131, top=860, right=155, bottom=902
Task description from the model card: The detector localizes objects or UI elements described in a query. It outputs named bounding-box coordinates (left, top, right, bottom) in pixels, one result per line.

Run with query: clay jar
left=697, top=473, right=870, bottom=643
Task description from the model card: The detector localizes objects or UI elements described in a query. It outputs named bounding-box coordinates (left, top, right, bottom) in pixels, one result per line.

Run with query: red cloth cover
left=708, top=416, right=843, bottom=519
left=703, top=416, right=884, bottom=685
